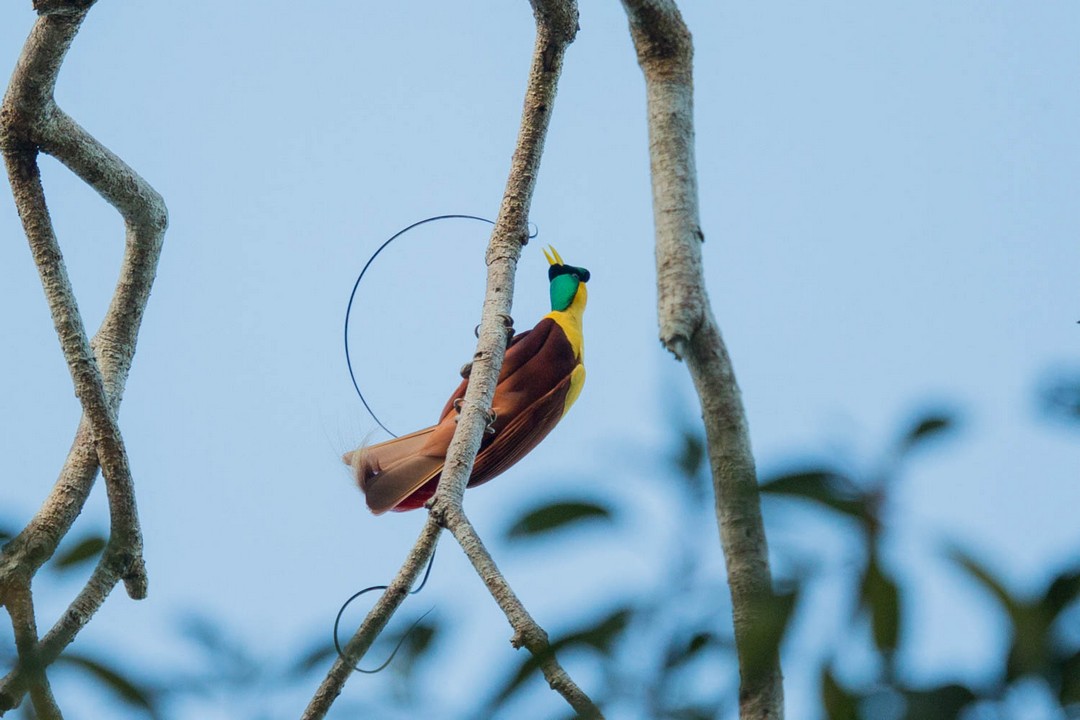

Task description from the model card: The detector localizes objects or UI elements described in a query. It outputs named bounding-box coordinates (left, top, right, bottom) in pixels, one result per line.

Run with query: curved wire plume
left=346, top=214, right=537, bottom=437
left=333, top=547, right=437, bottom=673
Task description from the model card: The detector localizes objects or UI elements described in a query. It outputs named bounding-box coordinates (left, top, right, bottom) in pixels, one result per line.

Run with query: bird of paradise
left=344, top=246, right=590, bottom=513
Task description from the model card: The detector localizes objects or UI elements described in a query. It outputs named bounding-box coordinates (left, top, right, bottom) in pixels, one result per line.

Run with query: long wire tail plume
left=344, top=215, right=496, bottom=438
left=333, top=547, right=437, bottom=673
left=344, top=214, right=538, bottom=437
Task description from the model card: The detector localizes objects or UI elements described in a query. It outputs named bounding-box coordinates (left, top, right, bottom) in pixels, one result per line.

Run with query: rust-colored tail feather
left=345, top=427, right=442, bottom=515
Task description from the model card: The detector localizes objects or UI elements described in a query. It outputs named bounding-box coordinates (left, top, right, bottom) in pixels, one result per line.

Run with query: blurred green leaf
left=0, top=526, right=13, bottom=543
left=561, top=607, right=631, bottom=655
left=504, top=500, right=613, bottom=540
left=948, top=546, right=1021, bottom=620
left=1058, top=649, right=1080, bottom=705
left=1006, top=617, right=1051, bottom=683
left=665, top=707, right=718, bottom=720
left=821, top=667, right=859, bottom=720
left=760, top=469, right=865, bottom=519
left=391, top=616, right=438, bottom=671
left=663, top=631, right=727, bottom=672
left=180, top=614, right=258, bottom=683
left=346, top=614, right=441, bottom=679
left=900, top=683, right=976, bottom=720
left=57, top=652, right=157, bottom=716
left=484, top=653, right=546, bottom=713
left=1043, top=569, right=1080, bottom=619
left=950, top=546, right=1055, bottom=683
left=51, top=535, right=106, bottom=571
left=674, top=430, right=706, bottom=479
left=1041, top=375, right=1080, bottom=424
left=482, top=608, right=630, bottom=714
left=898, top=412, right=958, bottom=453
left=290, top=641, right=337, bottom=675
left=742, top=589, right=797, bottom=686
left=860, top=556, right=901, bottom=654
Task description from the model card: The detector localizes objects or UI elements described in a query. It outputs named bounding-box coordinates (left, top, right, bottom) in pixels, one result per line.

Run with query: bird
left=343, top=246, right=590, bottom=514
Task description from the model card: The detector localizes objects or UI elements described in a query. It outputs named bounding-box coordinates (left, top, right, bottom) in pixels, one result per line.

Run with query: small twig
left=301, top=518, right=441, bottom=720
left=618, top=2, right=784, bottom=719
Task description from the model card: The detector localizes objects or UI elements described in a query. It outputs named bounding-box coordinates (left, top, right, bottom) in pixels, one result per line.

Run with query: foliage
left=6, top=374, right=1078, bottom=718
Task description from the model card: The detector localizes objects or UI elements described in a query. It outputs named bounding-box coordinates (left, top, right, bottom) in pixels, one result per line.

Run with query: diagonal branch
left=306, top=1, right=601, bottom=717
left=0, top=0, right=166, bottom=713
left=619, top=1, right=784, bottom=719
left=430, top=0, right=578, bottom=514
left=433, top=504, right=602, bottom=717
left=424, top=1, right=600, bottom=717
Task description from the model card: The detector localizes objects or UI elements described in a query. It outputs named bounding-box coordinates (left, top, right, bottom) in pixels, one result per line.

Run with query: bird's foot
left=450, top=400, right=496, bottom=433
left=472, top=314, right=515, bottom=342
left=498, top=313, right=515, bottom=342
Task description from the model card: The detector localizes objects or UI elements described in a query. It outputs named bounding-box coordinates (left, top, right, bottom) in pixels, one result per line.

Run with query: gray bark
left=305, top=2, right=602, bottom=718
left=0, top=2, right=166, bottom=714
left=619, top=1, right=785, bottom=718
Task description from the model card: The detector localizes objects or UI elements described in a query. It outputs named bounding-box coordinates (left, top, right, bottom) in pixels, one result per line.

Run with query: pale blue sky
left=1, top=2, right=1077, bottom=718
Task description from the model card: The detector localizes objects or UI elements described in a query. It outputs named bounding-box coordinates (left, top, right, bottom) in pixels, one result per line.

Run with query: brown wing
left=469, top=372, right=572, bottom=485
left=466, top=318, right=578, bottom=486
left=435, top=323, right=546, bottom=421
left=349, top=318, right=578, bottom=513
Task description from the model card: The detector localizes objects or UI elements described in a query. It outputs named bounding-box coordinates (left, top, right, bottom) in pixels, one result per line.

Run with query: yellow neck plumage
left=545, top=283, right=587, bottom=415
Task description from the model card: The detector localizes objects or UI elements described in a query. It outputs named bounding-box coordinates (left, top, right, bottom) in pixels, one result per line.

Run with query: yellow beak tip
left=544, top=245, right=564, bottom=266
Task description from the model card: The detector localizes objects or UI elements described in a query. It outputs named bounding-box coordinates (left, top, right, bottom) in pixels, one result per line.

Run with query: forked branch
left=0, top=1, right=166, bottom=714
left=426, top=0, right=597, bottom=713
left=619, top=1, right=784, bottom=718
left=306, top=1, right=602, bottom=718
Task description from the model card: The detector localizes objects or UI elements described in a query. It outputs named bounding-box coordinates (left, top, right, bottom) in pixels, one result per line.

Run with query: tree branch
left=307, top=1, right=601, bottom=717
left=430, top=0, right=578, bottom=512
left=6, top=583, right=62, bottom=719
left=423, top=1, right=600, bottom=717
left=0, top=1, right=166, bottom=713
left=619, top=1, right=784, bottom=718
left=433, top=504, right=602, bottom=718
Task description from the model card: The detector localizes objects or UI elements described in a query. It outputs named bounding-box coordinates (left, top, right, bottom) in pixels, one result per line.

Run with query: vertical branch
left=6, top=585, right=61, bottom=720
left=619, top=1, right=784, bottom=718
left=0, top=0, right=167, bottom=713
